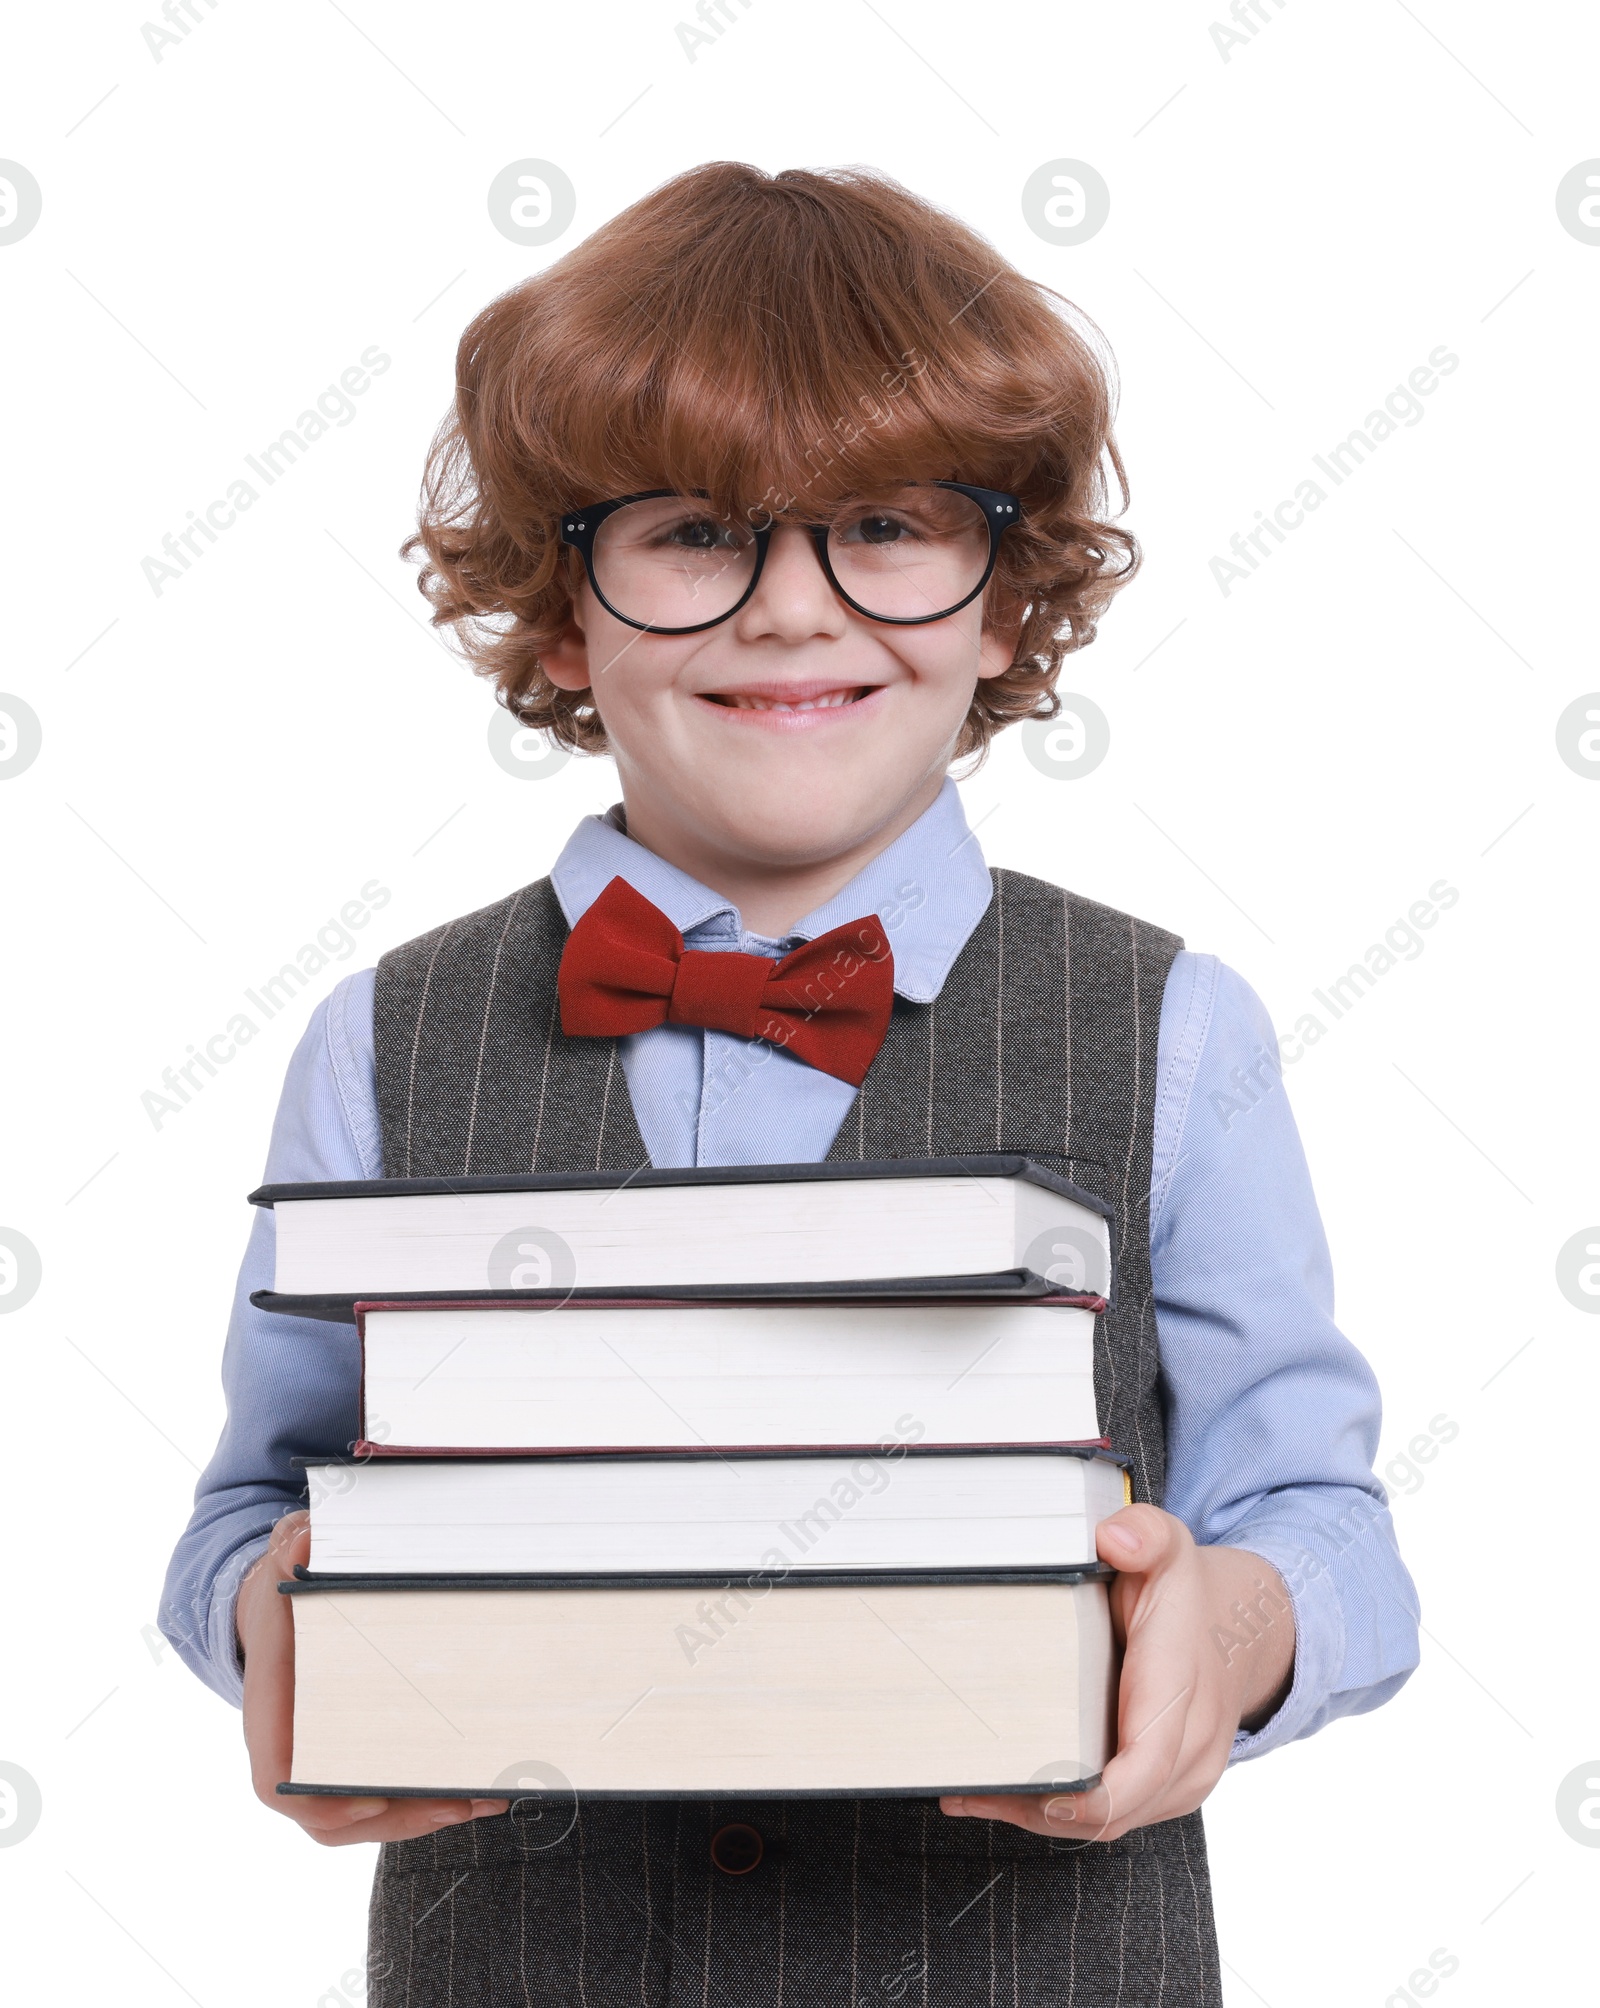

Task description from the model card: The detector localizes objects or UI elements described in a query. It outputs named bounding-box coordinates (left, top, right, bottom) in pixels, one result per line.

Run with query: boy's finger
left=1092, top=1672, right=1194, bottom=1832
left=940, top=1785, right=1122, bottom=1840
left=290, top=1796, right=480, bottom=1846
left=1041, top=1780, right=1116, bottom=1838
left=1096, top=1503, right=1182, bottom=1575
left=271, top=1509, right=312, bottom=1554
left=355, top=1803, right=486, bottom=1846
left=242, top=1511, right=315, bottom=1805
left=939, top=1791, right=1075, bottom=1835
left=292, top=1795, right=393, bottom=1833
left=243, top=1648, right=295, bottom=1799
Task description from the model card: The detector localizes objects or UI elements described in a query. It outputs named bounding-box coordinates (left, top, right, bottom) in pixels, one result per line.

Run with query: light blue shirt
left=161, top=779, right=1419, bottom=1767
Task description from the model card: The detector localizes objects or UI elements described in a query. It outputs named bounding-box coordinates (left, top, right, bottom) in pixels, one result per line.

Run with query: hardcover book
left=281, top=1571, right=1119, bottom=1799
left=298, top=1446, right=1131, bottom=1577
left=249, top=1154, right=1113, bottom=1321
left=353, top=1294, right=1102, bottom=1453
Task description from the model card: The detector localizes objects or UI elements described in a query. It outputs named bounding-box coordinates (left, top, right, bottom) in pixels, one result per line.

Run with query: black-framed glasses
left=559, top=481, right=1022, bottom=635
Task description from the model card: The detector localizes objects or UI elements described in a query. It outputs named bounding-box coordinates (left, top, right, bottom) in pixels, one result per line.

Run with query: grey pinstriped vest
left=365, top=866, right=1221, bottom=2007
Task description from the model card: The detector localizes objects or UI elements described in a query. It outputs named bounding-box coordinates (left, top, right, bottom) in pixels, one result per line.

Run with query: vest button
left=709, top=1822, right=764, bottom=1875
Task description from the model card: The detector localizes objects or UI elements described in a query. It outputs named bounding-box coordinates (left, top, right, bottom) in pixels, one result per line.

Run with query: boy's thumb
left=1096, top=1503, right=1176, bottom=1572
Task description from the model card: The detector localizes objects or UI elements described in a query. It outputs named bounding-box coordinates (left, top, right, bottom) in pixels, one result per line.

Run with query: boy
left=164, top=161, right=1419, bottom=2003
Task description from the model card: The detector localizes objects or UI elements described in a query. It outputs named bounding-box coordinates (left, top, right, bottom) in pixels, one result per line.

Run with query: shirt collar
left=548, top=775, right=993, bottom=1004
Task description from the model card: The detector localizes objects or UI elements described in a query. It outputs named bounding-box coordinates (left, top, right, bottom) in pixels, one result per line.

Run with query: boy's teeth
left=723, top=689, right=862, bottom=711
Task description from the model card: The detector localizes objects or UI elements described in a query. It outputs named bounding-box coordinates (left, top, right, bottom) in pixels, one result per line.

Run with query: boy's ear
left=540, top=613, right=591, bottom=693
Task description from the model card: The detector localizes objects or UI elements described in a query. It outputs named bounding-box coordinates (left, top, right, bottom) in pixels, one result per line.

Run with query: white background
left=2, top=1, right=1597, bottom=2001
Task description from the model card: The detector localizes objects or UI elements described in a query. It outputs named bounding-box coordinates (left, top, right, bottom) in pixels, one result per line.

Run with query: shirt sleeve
left=158, top=967, right=381, bottom=1707
left=1150, top=951, right=1421, bottom=1761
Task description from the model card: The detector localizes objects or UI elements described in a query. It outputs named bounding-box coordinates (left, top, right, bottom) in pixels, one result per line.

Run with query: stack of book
left=258, top=1156, right=1127, bottom=1803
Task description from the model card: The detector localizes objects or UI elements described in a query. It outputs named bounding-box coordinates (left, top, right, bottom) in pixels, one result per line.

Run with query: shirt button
left=709, top=1822, right=764, bottom=1875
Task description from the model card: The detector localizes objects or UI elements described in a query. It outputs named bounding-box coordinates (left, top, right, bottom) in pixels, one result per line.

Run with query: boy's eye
left=843, top=512, right=912, bottom=547
left=830, top=490, right=966, bottom=548
left=657, top=511, right=743, bottom=553
left=664, top=517, right=719, bottom=550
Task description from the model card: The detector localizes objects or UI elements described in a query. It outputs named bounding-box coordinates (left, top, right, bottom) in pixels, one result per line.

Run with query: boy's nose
left=736, top=524, right=850, bottom=640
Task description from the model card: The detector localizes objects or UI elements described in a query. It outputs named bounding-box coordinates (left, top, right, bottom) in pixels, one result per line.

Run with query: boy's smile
left=696, top=676, right=886, bottom=725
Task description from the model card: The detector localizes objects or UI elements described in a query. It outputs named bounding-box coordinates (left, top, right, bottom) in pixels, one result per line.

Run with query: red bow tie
left=557, top=876, right=895, bottom=1087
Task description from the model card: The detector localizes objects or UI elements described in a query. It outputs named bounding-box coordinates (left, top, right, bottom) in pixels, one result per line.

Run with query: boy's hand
left=238, top=1511, right=507, bottom=1846
left=940, top=1503, right=1295, bottom=1843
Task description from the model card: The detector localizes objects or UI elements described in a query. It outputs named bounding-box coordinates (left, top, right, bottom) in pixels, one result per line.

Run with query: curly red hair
left=403, top=161, right=1140, bottom=762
